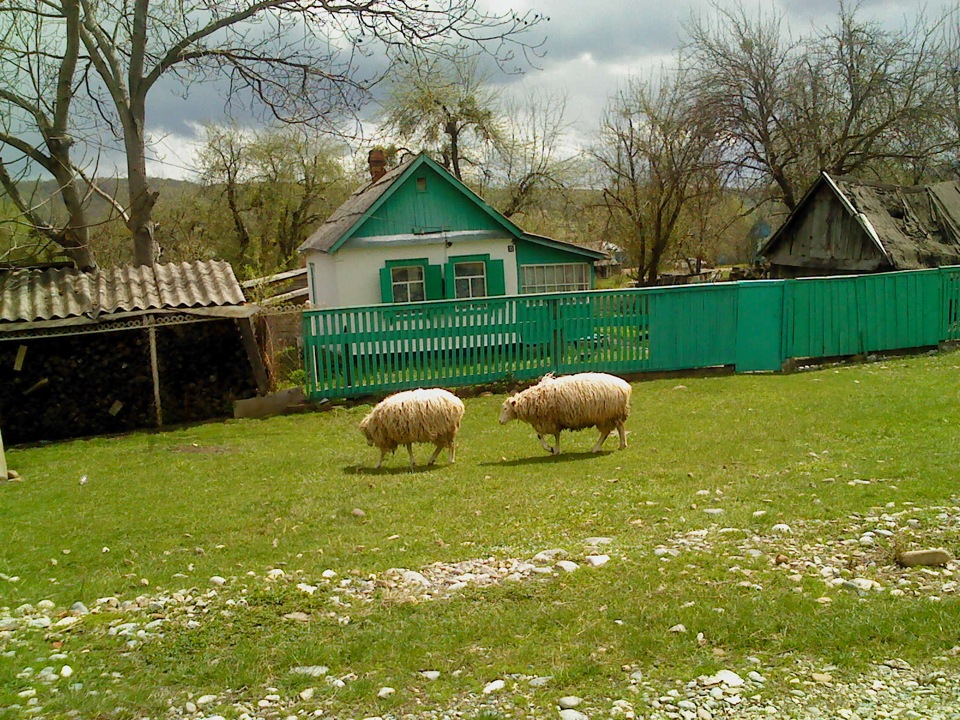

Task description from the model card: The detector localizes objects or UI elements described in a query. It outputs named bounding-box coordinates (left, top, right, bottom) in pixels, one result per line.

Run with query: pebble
left=584, top=555, right=610, bottom=567
left=558, top=696, right=582, bottom=709
left=748, top=671, right=766, bottom=683
left=771, top=524, right=792, bottom=534
left=351, top=508, right=366, bottom=517
left=290, top=666, right=328, bottom=677
left=482, top=679, right=505, bottom=694
left=559, top=710, right=588, bottom=720
left=69, top=602, right=89, bottom=616
left=209, top=576, right=226, bottom=586
left=196, top=694, right=217, bottom=705
left=555, top=560, right=580, bottom=572
left=377, top=686, right=395, bottom=698
left=533, top=548, right=567, bottom=563
left=668, top=624, right=687, bottom=633
left=299, top=688, right=315, bottom=701
left=421, top=671, right=440, bottom=681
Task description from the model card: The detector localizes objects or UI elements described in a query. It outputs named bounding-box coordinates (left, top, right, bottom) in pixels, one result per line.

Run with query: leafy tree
left=196, top=126, right=351, bottom=276
left=379, top=53, right=505, bottom=181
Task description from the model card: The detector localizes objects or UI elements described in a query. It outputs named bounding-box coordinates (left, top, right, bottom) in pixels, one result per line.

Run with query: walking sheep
left=359, top=388, right=465, bottom=468
left=499, top=372, right=631, bottom=455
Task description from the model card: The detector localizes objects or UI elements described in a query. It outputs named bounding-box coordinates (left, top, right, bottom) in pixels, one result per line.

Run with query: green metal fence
left=303, top=266, right=960, bottom=400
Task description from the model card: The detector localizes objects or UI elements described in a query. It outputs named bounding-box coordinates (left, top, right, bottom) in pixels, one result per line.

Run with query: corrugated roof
left=0, top=260, right=247, bottom=325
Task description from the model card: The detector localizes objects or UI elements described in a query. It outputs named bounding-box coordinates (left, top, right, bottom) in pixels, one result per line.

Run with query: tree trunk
left=123, top=101, right=160, bottom=266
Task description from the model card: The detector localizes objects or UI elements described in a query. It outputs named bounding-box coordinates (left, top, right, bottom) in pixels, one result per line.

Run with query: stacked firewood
left=0, top=319, right=258, bottom=445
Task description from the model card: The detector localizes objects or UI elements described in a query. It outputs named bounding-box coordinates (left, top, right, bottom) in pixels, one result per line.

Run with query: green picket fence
left=302, top=266, right=960, bottom=400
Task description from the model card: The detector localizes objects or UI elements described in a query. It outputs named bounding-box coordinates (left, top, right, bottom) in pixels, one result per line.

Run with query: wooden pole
left=0, top=427, right=7, bottom=481
left=146, top=316, right=163, bottom=427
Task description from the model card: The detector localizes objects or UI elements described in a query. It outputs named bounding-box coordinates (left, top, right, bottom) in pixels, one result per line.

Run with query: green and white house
left=298, top=152, right=606, bottom=308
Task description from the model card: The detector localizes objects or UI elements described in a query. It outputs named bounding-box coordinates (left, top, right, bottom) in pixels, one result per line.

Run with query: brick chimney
left=368, top=148, right=387, bottom=182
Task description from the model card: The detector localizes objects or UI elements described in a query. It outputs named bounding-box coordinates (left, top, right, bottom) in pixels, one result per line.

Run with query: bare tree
left=480, top=89, right=580, bottom=220
left=686, top=1, right=950, bottom=211
left=592, top=68, right=723, bottom=285
left=0, top=1, right=98, bottom=269
left=3, top=2, right=545, bottom=267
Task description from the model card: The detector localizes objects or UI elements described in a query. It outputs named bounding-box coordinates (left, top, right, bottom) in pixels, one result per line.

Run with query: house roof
left=0, top=259, right=252, bottom=331
left=761, top=172, right=960, bottom=270
left=298, top=152, right=604, bottom=261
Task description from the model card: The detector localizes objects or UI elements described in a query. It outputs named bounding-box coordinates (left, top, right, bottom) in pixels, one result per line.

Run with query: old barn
left=761, top=173, right=960, bottom=278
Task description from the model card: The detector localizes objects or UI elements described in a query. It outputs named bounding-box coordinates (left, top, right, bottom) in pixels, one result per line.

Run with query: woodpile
left=0, top=319, right=259, bottom=445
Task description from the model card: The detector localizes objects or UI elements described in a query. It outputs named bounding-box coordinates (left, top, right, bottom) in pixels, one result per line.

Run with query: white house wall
left=305, top=238, right=519, bottom=308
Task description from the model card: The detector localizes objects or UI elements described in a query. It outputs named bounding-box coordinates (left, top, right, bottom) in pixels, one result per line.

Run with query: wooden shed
left=760, top=173, right=960, bottom=278
left=0, top=260, right=267, bottom=445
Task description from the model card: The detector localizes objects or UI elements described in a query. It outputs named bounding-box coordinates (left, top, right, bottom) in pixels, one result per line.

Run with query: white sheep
left=499, top=372, right=631, bottom=455
left=359, top=388, right=465, bottom=468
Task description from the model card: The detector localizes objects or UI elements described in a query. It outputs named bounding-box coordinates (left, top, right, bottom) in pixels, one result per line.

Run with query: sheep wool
left=499, top=372, right=631, bottom=455
left=359, top=388, right=465, bottom=468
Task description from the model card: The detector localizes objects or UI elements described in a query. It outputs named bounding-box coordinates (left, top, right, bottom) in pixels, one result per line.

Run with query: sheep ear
left=509, top=398, right=517, bottom=407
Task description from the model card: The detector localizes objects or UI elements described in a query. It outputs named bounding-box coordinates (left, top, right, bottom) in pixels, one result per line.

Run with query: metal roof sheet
left=0, top=260, right=247, bottom=325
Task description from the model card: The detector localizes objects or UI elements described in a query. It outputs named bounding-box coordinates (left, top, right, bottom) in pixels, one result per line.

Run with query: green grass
left=2, top=351, right=960, bottom=718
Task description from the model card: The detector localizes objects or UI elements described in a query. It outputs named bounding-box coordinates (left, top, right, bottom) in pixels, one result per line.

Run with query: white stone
left=321, top=569, right=338, bottom=579
left=297, top=583, right=318, bottom=595
left=185, top=701, right=197, bottom=713
left=704, top=508, right=724, bottom=516
left=290, top=666, right=329, bottom=677
left=210, top=576, right=226, bottom=586
left=559, top=710, right=588, bottom=720
left=714, top=670, right=744, bottom=687
left=668, top=624, right=687, bottom=633
left=771, top=524, right=792, bottom=534
left=585, top=555, right=610, bottom=567
left=421, top=671, right=440, bottom=681
left=748, top=671, right=766, bottom=683
left=59, top=665, right=73, bottom=678
left=555, top=560, right=580, bottom=573
left=53, top=616, right=80, bottom=629
left=558, top=696, right=582, bottom=709
left=299, top=688, right=315, bottom=701
left=377, top=686, right=395, bottom=698
left=483, top=679, right=505, bottom=694
left=196, top=694, right=217, bottom=705
left=402, top=570, right=431, bottom=587
left=266, top=569, right=285, bottom=580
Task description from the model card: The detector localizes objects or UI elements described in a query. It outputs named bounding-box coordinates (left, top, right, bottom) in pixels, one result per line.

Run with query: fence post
left=0, top=427, right=7, bottom=481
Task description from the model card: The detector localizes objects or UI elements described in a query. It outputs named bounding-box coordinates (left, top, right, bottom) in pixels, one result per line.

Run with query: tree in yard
left=685, top=2, right=951, bottom=211
left=2, top=2, right=545, bottom=268
left=0, top=1, right=103, bottom=269
left=379, top=53, right=506, bottom=181
left=592, top=68, right=724, bottom=285
left=479, top=89, right=581, bottom=221
left=196, top=125, right=351, bottom=275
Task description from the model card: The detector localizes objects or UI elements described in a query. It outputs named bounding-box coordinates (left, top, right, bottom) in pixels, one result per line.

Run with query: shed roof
left=761, top=173, right=960, bottom=270
left=0, top=259, right=252, bottom=331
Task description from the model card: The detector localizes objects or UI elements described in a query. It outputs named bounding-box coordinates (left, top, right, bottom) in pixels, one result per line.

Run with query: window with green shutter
left=379, top=259, right=443, bottom=303
left=444, top=254, right=506, bottom=298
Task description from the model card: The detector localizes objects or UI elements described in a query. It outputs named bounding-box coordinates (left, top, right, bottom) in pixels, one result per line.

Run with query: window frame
left=520, top=263, right=591, bottom=294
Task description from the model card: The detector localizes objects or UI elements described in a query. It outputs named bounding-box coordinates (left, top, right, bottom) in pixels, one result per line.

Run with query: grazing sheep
left=359, top=388, right=465, bottom=468
left=499, top=372, right=631, bottom=455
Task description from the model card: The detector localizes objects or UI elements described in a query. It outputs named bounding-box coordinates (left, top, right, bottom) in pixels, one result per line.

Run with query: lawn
left=2, top=351, right=959, bottom=719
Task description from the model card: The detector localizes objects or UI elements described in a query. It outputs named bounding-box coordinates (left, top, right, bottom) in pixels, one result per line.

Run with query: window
left=453, top=261, right=487, bottom=298
left=521, top=263, right=590, bottom=294
left=391, top=265, right=425, bottom=303
left=416, top=176, right=427, bottom=192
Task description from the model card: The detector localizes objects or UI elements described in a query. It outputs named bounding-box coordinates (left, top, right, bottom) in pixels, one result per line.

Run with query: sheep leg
left=592, top=428, right=612, bottom=453
left=376, top=448, right=388, bottom=469
left=406, top=443, right=415, bottom=467
left=427, top=443, right=444, bottom=465
left=537, top=433, right=556, bottom=455
left=617, top=420, right=627, bottom=449
left=448, top=441, right=456, bottom=464
left=553, top=433, right=561, bottom=455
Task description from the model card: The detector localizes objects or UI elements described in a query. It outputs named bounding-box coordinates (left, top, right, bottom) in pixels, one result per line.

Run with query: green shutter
left=444, top=260, right=457, bottom=299
left=425, top=264, right=443, bottom=300
left=379, top=266, right=393, bottom=303
left=486, top=258, right=506, bottom=296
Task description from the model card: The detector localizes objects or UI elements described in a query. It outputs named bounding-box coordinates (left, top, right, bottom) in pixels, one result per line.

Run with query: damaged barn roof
left=762, top=173, right=960, bottom=270
left=0, top=259, right=255, bottom=331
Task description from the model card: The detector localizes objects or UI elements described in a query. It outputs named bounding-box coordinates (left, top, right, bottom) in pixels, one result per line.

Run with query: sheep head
left=499, top=396, right=519, bottom=424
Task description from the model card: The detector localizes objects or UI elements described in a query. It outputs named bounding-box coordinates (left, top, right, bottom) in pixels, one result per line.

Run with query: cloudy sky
left=145, top=0, right=954, bottom=180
